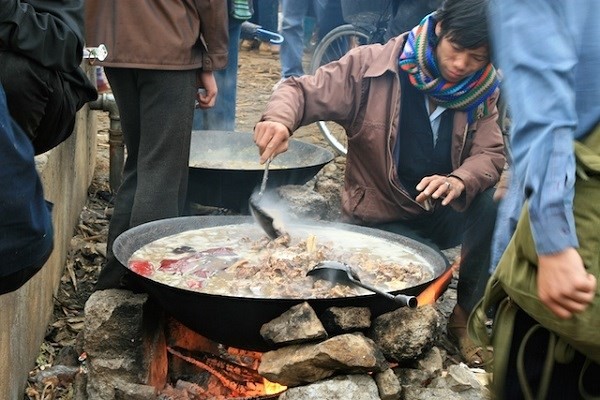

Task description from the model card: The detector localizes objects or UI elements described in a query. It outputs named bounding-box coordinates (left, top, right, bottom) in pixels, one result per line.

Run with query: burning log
left=167, top=347, right=285, bottom=398
left=224, top=347, right=262, bottom=370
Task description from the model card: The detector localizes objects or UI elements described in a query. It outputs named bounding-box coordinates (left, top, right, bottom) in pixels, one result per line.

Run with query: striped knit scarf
left=398, top=13, right=499, bottom=123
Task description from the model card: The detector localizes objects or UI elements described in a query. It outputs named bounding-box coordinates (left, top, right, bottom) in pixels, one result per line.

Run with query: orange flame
left=416, top=257, right=460, bottom=306
left=263, top=379, right=287, bottom=395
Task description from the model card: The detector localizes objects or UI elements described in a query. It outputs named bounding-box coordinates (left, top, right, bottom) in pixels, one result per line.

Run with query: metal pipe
left=88, top=93, right=123, bottom=192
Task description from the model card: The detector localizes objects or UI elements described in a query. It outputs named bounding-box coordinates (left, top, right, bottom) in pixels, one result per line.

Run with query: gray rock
left=445, top=364, right=484, bottom=392
left=277, top=185, right=330, bottom=220
left=279, top=374, right=380, bottom=400
left=83, top=289, right=166, bottom=400
left=416, top=346, right=445, bottom=375
left=403, top=386, right=489, bottom=400
left=260, top=302, right=328, bottom=346
left=320, top=306, right=371, bottom=335
left=368, top=305, right=442, bottom=362
left=374, top=368, right=402, bottom=400
left=394, top=367, right=435, bottom=387
left=258, top=333, right=388, bottom=386
left=114, top=382, right=158, bottom=400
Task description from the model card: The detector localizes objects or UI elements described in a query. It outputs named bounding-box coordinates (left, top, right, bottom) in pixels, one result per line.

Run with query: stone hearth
left=78, top=288, right=490, bottom=399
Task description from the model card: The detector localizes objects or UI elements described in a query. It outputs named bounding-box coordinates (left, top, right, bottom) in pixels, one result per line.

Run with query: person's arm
left=489, top=0, right=596, bottom=318
left=490, top=1, right=578, bottom=255
left=194, top=0, right=229, bottom=71
left=0, top=84, right=53, bottom=292
left=256, top=45, right=371, bottom=162
left=0, top=0, right=84, bottom=72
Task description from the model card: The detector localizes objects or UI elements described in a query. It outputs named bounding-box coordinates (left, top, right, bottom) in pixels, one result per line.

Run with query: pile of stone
left=257, top=302, right=489, bottom=400
left=79, top=288, right=490, bottom=399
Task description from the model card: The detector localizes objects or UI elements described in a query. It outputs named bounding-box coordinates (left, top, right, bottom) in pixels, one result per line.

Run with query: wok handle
left=352, top=278, right=418, bottom=308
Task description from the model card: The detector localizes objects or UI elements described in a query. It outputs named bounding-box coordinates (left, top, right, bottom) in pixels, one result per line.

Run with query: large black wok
left=187, top=130, right=335, bottom=213
left=113, top=216, right=449, bottom=351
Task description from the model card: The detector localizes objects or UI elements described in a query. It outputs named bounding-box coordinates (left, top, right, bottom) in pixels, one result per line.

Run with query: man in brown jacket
left=85, top=1, right=228, bottom=291
left=254, top=0, right=505, bottom=366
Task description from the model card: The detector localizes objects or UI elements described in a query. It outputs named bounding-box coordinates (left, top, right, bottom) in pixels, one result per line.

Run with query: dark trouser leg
left=102, top=67, right=141, bottom=273
left=0, top=52, right=77, bottom=154
left=385, top=0, right=443, bottom=40
left=257, top=0, right=280, bottom=32
left=456, top=187, right=496, bottom=312
left=280, top=0, right=311, bottom=77
left=374, top=187, right=497, bottom=314
left=314, top=0, right=345, bottom=40
left=95, top=68, right=196, bottom=290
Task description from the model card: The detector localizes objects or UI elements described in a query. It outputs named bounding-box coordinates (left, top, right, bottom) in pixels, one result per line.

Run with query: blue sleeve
left=0, top=84, right=53, bottom=277
left=488, top=0, right=580, bottom=254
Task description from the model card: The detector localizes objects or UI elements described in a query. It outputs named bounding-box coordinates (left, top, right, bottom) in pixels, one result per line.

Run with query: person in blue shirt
left=0, top=83, right=53, bottom=295
left=487, top=0, right=600, bottom=397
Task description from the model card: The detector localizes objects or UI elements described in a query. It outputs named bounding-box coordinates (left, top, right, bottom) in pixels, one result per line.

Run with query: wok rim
left=113, top=215, right=450, bottom=301
left=188, top=130, right=335, bottom=171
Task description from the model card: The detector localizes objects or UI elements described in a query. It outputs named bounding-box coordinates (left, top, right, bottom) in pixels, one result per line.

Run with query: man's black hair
left=435, top=0, right=490, bottom=49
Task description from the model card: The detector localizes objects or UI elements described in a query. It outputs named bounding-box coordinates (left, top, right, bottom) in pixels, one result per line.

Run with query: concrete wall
left=0, top=105, right=97, bottom=400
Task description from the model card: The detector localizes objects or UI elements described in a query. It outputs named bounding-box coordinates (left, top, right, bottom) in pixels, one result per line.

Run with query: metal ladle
left=249, top=157, right=285, bottom=240
left=307, top=260, right=418, bottom=308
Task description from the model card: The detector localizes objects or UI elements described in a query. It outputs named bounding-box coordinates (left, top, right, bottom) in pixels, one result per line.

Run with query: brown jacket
left=85, top=0, right=228, bottom=71
left=261, top=35, right=505, bottom=223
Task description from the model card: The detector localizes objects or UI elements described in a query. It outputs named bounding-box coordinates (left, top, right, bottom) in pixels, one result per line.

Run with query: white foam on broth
left=128, top=223, right=434, bottom=299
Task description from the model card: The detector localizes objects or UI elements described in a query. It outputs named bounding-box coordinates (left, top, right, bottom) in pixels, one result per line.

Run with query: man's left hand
left=415, top=175, right=465, bottom=206
left=196, top=70, right=218, bottom=109
left=537, top=248, right=597, bottom=319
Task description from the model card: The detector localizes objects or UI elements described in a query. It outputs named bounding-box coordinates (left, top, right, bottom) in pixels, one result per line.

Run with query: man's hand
left=494, top=168, right=510, bottom=202
left=415, top=174, right=465, bottom=207
left=196, top=70, right=218, bottom=109
left=537, top=248, right=597, bottom=319
left=253, top=121, right=291, bottom=163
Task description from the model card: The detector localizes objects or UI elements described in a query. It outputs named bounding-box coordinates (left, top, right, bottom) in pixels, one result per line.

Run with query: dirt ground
left=23, top=47, right=461, bottom=399
left=22, top=46, right=345, bottom=400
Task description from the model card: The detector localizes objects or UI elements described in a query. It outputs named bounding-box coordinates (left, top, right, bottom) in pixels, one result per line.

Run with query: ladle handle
left=259, top=157, right=272, bottom=194
left=353, top=279, right=418, bottom=308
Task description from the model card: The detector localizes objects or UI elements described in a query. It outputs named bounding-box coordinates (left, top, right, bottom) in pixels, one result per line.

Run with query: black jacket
left=0, top=0, right=96, bottom=105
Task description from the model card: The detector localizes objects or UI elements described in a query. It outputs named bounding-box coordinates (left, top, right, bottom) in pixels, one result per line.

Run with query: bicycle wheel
left=310, top=24, right=370, bottom=156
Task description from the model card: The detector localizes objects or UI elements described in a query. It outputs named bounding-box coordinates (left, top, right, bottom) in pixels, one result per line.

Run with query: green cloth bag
left=469, top=124, right=600, bottom=398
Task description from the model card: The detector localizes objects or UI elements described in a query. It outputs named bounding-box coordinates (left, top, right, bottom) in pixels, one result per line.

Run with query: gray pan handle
left=350, top=277, right=418, bottom=308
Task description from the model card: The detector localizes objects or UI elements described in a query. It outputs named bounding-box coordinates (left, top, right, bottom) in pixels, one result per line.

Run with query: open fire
left=163, top=335, right=287, bottom=399
left=158, top=257, right=458, bottom=398
left=81, top=257, right=459, bottom=399
left=156, top=318, right=287, bottom=399
left=415, top=257, right=459, bottom=306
